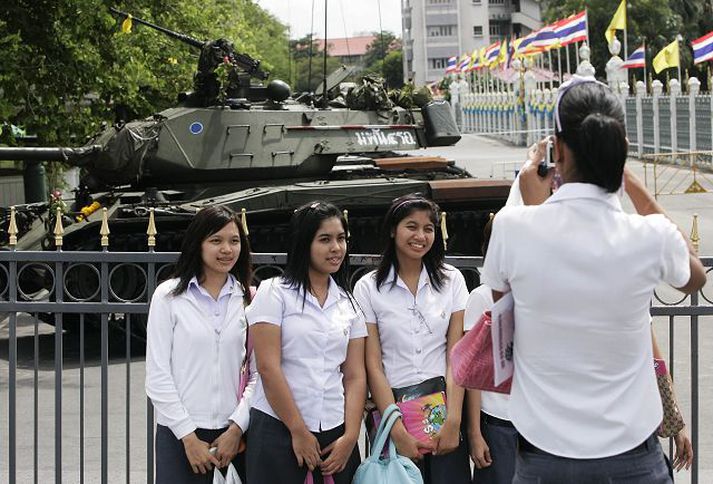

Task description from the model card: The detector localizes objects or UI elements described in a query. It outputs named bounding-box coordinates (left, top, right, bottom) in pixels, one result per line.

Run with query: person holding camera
left=480, top=76, right=706, bottom=483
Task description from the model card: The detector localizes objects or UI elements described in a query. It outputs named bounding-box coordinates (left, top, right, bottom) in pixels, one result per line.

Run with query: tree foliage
left=360, top=31, right=404, bottom=89
left=544, top=0, right=713, bottom=86
left=287, top=35, right=344, bottom=93
left=0, top=0, right=290, bottom=146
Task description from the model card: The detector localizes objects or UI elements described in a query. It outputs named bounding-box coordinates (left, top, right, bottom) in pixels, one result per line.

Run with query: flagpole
left=575, top=42, right=580, bottom=65
left=548, top=49, right=554, bottom=89
left=566, top=43, right=571, bottom=74
left=642, top=39, right=647, bottom=86
left=584, top=7, right=590, bottom=46
left=676, top=37, right=682, bottom=83
left=623, top=1, right=628, bottom=61
left=557, top=46, right=562, bottom=84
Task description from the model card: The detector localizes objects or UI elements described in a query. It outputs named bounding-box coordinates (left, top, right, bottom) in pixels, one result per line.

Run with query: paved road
left=1, top=134, right=711, bottom=483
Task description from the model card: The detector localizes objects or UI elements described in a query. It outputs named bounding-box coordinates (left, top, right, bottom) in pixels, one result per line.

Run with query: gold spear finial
left=100, top=208, right=110, bottom=249
left=8, top=206, right=18, bottom=248
left=241, top=208, right=249, bottom=236
left=147, top=208, right=157, bottom=249
left=343, top=209, right=350, bottom=239
left=440, top=211, right=449, bottom=251
left=53, top=207, right=64, bottom=249
left=691, top=213, right=700, bottom=253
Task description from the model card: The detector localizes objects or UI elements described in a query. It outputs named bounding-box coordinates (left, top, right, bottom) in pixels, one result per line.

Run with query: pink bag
left=451, top=311, right=512, bottom=394
left=238, top=286, right=257, bottom=398
left=304, top=472, right=334, bottom=484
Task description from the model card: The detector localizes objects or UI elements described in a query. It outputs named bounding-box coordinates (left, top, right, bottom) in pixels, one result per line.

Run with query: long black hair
left=375, top=193, right=446, bottom=291
left=555, top=81, right=627, bottom=192
left=171, top=206, right=253, bottom=303
left=282, top=201, right=352, bottom=302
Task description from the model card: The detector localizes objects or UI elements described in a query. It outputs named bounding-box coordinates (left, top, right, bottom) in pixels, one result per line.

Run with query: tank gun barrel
left=0, top=146, right=101, bottom=164
left=109, top=7, right=204, bottom=49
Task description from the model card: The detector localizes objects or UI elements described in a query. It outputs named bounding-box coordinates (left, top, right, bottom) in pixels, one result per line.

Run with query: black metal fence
left=0, top=249, right=711, bottom=483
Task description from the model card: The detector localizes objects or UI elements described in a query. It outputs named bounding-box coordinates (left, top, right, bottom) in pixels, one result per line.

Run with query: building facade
left=402, top=0, right=543, bottom=85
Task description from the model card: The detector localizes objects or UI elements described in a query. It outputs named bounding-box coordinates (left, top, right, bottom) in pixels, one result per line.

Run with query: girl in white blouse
left=146, top=206, right=256, bottom=483
left=354, top=194, right=471, bottom=484
left=246, top=201, right=367, bottom=484
left=482, top=77, right=706, bottom=483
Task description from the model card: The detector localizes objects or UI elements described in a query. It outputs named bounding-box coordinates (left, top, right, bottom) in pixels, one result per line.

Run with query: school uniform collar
left=387, top=264, right=431, bottom=293
left=186, top=274, right=242, bottom=300
left=284, top=276, right=347, bottom=309
left=543, top=182, right=622, bottom=211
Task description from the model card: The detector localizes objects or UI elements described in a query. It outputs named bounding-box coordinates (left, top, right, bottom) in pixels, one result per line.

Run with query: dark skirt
left=155, top=424, right=246, bottom=484
left=246, top=408, right=361, bottom=484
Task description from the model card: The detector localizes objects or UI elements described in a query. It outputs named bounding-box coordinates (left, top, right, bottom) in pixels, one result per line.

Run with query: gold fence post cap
left=8, top=206, right=18, bottom=247
left=54, top=207, right=64, bottom=248
left=100, top=207, right=110, bottom=248
left=241, top=208, right=249, bottom=236
left=147, top=208, right=157, bottom=248
left=440, top=211, right=449, bottom=251
left=691, top=213, right=700, bottom=253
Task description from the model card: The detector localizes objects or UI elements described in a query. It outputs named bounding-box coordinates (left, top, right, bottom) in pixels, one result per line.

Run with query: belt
left=518, top=433, right=657, bottom=457
left=481, top=412, right=515, bottom=428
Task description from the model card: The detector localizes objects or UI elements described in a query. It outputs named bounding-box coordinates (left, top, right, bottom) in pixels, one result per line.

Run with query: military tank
left=0, top=10, right=510, bottom=330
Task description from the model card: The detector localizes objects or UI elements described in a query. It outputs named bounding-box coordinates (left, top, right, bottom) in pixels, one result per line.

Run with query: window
left=429, top=58, right=450, bottom=69
left=488, top=0, right=505, bottom=4
left=427, top=25, right=456, bottom=37
left=427, top=0, right=451, bottom=4
left=472, top=0, right=482, bottom=4
left=490, top=22, right=505, bottom=36
left=473, top=26, right=483, bottom=37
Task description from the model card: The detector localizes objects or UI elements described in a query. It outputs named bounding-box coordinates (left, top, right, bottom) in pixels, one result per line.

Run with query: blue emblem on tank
left=189, top=122, right=204, bottom=135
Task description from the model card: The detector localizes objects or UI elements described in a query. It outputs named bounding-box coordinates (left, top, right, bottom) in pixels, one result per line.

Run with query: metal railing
left=1, top=210, right=711, bottom=483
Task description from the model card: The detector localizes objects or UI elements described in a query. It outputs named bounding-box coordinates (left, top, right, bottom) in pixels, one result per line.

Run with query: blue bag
left=352, top=403, right=424, bottom=484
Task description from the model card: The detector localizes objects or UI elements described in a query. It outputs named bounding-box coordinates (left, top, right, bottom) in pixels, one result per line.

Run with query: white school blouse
left=481, top=182, right=691, bottom=458
left=353, top=264, right=469, bottom=389
left=245, top=277, right=367, bottom=432
left=463, top=284, right=510, bottom=420
left=145, top=276, right=255, bottom=440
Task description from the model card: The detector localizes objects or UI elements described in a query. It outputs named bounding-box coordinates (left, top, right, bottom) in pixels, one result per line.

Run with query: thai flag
left=530, top=23, right=560, bottom=51
left=445, top=56, right=458, bottom=73
left=459, top=54, right=471, bottom=72
left=621, top=45, right=645, bottom=69
left=515, top=31, right=537, bottom=56
left=692, top=31, right=713, bottom=65
left=484, top=42, right=501, bottom=65
left=554, top=11, right=587, bottom=47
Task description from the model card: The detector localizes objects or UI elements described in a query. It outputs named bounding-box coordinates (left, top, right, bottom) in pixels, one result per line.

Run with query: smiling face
left=393, top=209, right=436, bottom=262
left=309, top=216, right=347, bottom=277
left=200, top=221, right=241, bottom=280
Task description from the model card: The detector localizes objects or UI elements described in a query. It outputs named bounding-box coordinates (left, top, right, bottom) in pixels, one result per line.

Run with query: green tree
left=544, top=0, right=678, bottom=84
left=289, top=35, right=343, bottom=93
left=362, top=31, right=399, bottom=69
left=0, top=0, right=289, bottom=149
left=360, top=32, right=404, bottom=89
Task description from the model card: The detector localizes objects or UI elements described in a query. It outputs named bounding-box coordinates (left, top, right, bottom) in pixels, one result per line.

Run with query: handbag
left=450, top=311, right=512, bottom=394
left=212, top=463, right=242, bottom=484
left=238, top=286, right=258, bottom=398
left=353, top=404, right=424, bottom=484
left=654, top=358, right=686, bottom=438
left=366, top=376, right=447, bottom=449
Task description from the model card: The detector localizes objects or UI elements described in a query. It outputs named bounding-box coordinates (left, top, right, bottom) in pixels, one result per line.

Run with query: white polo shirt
left=145, top=276, right=253, bottom=440
left=245, top=277, right=367, bottom=432
left=354, top=264, right=469, bottom=388
left=481, top=182, right=691, bottom=458
left=463, top=284, right=510, bottom=420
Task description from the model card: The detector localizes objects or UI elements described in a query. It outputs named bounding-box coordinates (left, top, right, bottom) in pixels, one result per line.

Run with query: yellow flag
left=652, top=39, right=679, bottom=74
left=605, top=0, right=626, bottom=45
left=478, top=47, right=487, bottom=65
left=121, top=14, right=133, bottom=34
